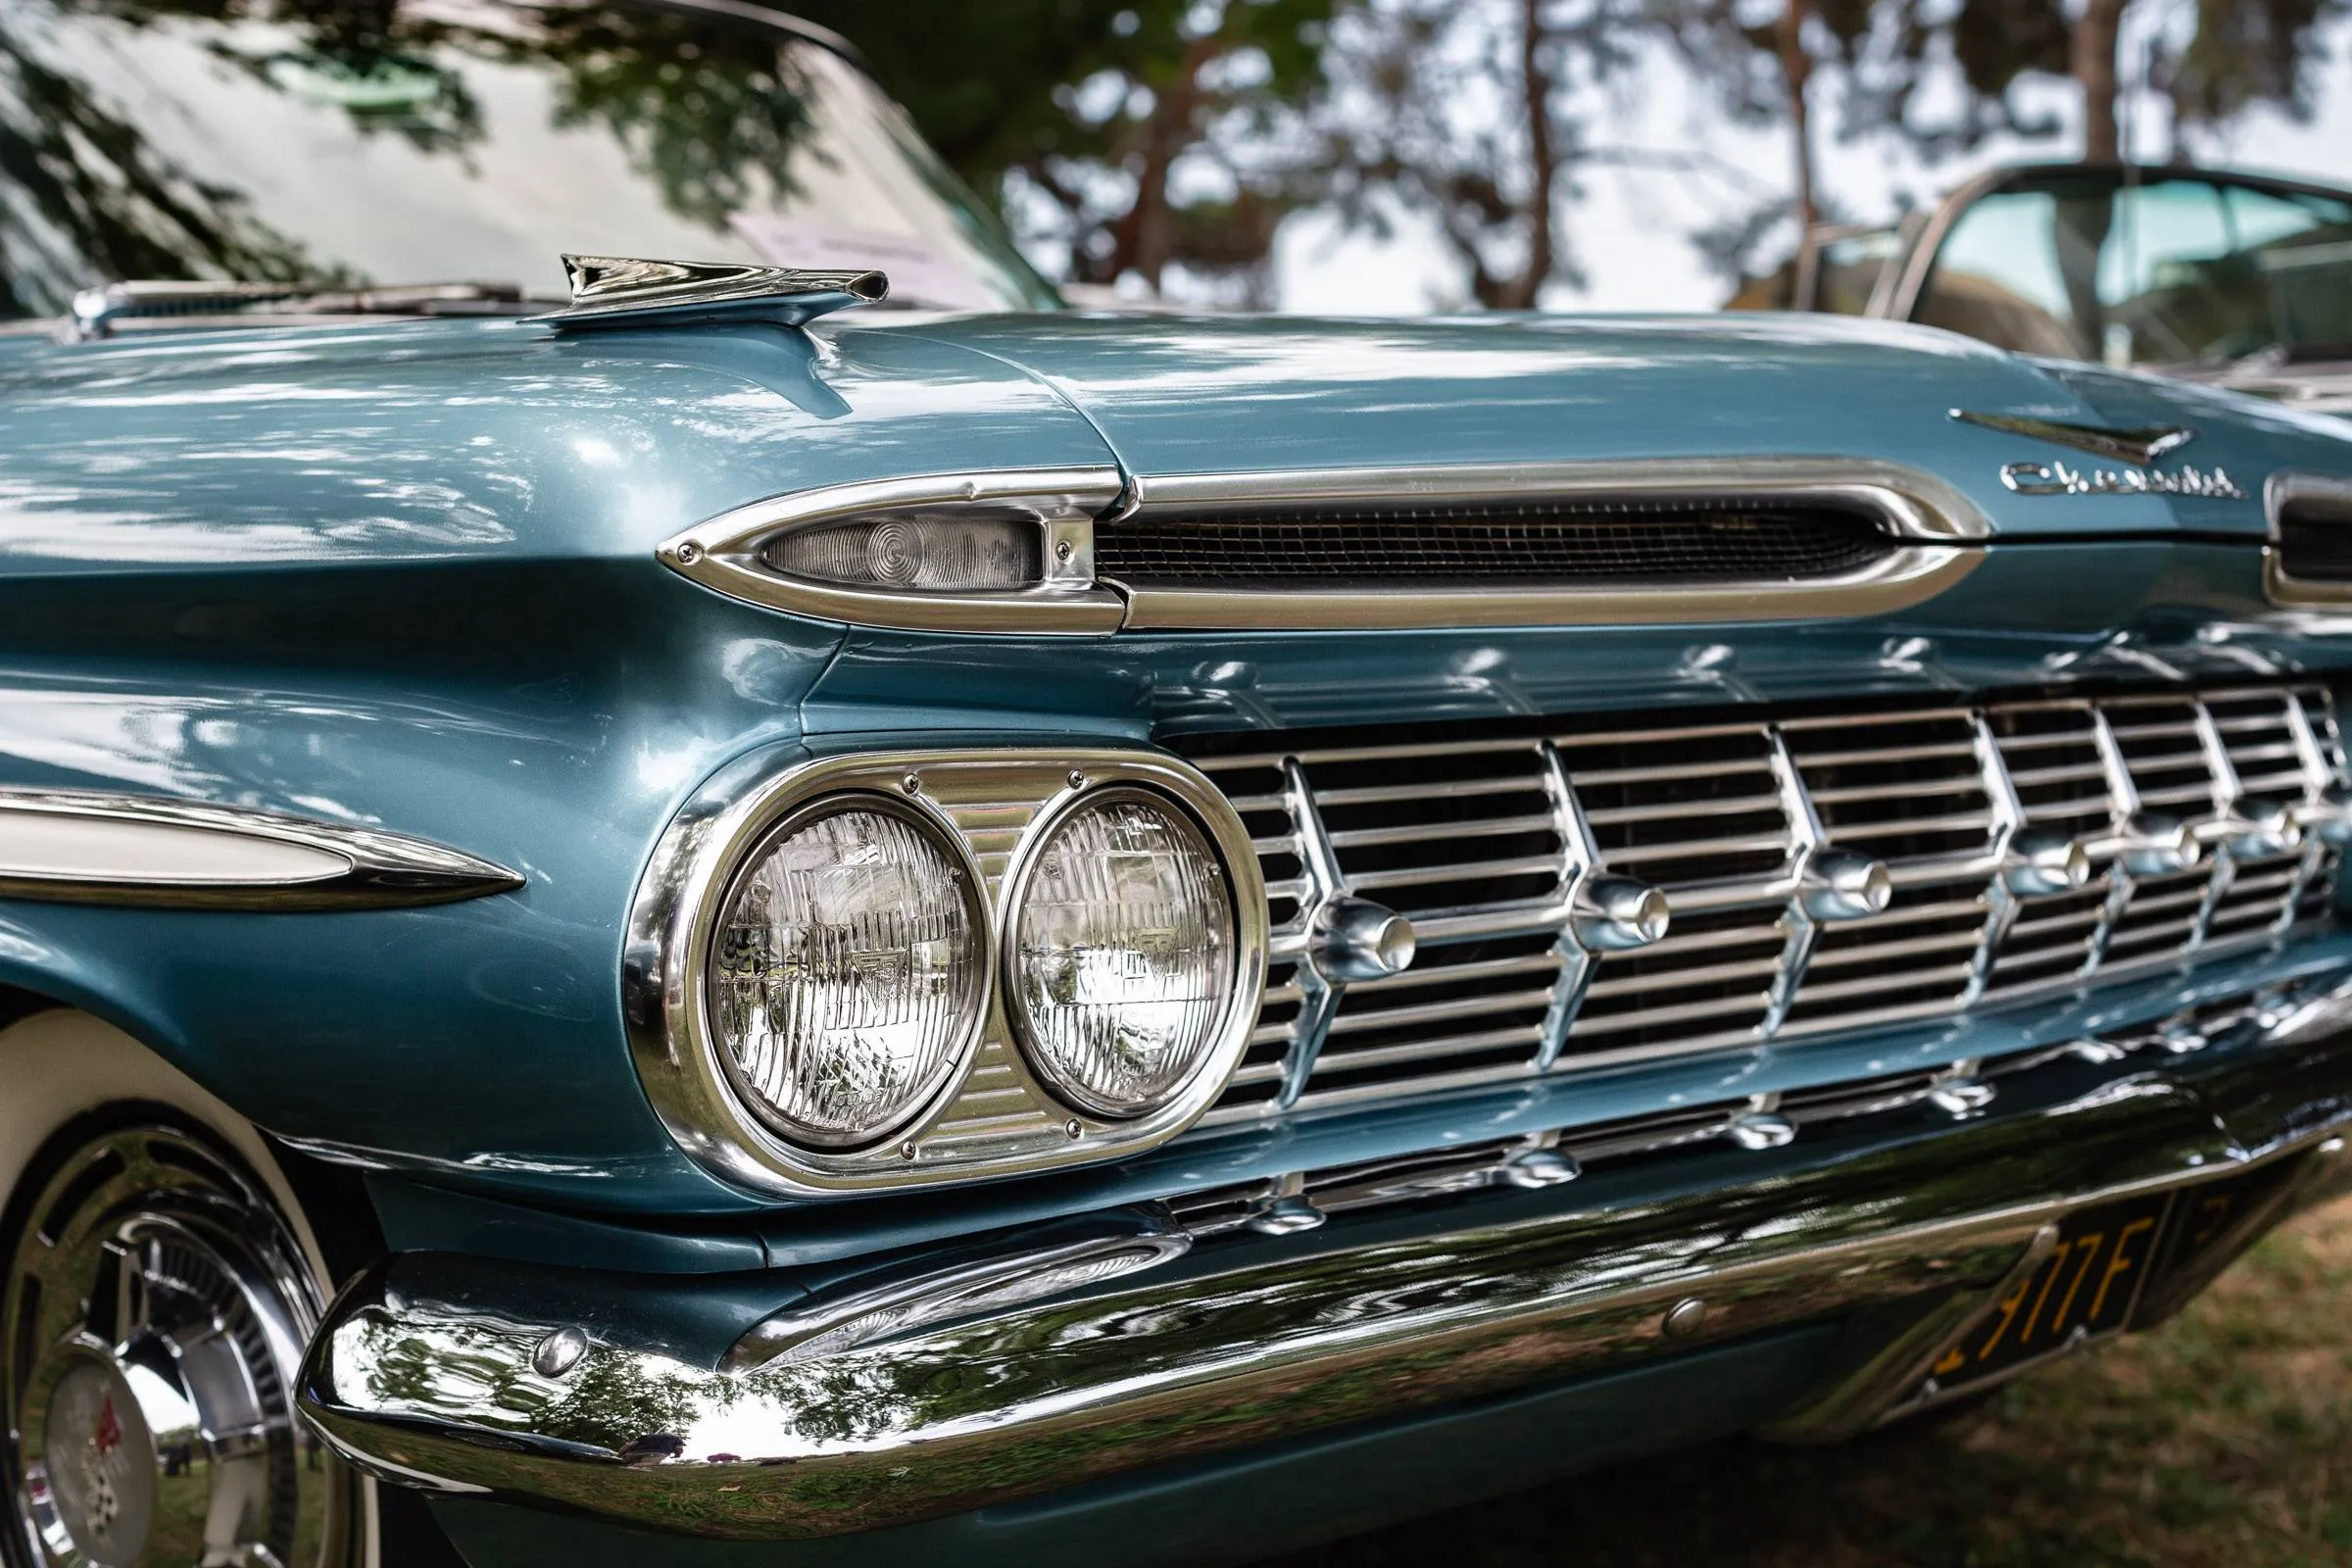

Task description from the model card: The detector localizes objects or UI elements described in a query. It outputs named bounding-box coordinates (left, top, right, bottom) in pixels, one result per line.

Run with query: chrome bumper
left=298, top=990, right=2352, bottom=1541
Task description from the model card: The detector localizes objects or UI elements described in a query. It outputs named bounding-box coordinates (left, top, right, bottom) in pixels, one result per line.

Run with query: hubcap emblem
left=43, top=1360, right=155, bottom=1565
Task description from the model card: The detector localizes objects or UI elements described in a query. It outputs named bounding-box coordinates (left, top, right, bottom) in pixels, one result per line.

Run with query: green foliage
left=790, top=0, right=1336, bottom=291
left=2168, top=0, right=2344, bottom=130
left=1838, top=0, right=2347, bottom=157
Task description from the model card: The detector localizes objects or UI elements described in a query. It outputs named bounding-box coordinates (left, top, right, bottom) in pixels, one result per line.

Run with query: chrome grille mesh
left=1092, top=501, right=1893, bottom=589
left=1185, top=681, right=2345, bottom=1122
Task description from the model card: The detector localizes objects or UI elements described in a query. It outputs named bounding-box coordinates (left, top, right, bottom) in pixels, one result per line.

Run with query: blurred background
left=792, top=0, right=2352, bottom=315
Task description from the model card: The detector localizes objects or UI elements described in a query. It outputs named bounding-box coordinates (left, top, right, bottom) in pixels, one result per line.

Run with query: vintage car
left=7, top=3, right=2352, bottom=1566
left=1766, top=162, right=2352, bottom=418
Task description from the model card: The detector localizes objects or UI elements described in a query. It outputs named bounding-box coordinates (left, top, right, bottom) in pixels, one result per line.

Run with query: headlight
left=765, top=510, right=1040, bottom=592
left=1007, top=789, right=1237, bottom=1117
left=630, top=747, right=1266, bottom=1197
left=707, top=799, right=984, bottom=1149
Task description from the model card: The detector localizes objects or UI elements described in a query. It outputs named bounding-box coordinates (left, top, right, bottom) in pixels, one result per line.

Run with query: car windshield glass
left=1914, top=172, right=2352, bottom=368
left=0, top=0, right=1060, bottom=319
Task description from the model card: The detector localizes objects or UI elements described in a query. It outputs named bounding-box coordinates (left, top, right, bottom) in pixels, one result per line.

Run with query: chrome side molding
left=0, top=789, right=523, bottom=910
left=660, top=458, right=1992, bottom=635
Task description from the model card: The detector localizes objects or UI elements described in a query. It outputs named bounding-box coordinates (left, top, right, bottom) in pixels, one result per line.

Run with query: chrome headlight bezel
left=625, top=747, right=1266, bottom=1198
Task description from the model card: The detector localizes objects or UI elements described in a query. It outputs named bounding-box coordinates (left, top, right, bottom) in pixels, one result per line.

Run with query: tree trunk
left=1104, top=34, right=1216, bottom=287
left=1777, top=0, right=1819, bottom=307
left=1495, top=0, right=1558, bottom=310
left=2072, top=0, right=2129, bottom=162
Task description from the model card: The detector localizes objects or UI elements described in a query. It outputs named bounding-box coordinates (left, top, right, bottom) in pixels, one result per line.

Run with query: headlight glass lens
left=708, top=803, right=981, bottom=1149
left=1011, top=791, right=1235, bottom=1117
left=765, top=510, right=1040, bottom=591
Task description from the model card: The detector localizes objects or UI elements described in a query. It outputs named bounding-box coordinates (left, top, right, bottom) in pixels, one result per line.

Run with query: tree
left=1841, top=0, right=2348, bottom=165
left=792, top=0, right=1336, bottom=297
left=1653, top=0, right=1876, bottom=302
left=2166, top=0, right=2350, bottom=140
left=1315, top=0, right=1649, bottom=309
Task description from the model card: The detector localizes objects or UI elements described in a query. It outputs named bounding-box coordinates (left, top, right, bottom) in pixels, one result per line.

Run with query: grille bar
left=1187, top=681, right=2346, bottom=1122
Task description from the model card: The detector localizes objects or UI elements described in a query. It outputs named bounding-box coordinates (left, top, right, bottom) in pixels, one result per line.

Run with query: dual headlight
left=632, top=751, right=1261, bottom=1195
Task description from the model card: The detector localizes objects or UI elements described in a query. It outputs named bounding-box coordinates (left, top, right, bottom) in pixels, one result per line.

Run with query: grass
left=1259, top=1195, right=2352, bottom=1567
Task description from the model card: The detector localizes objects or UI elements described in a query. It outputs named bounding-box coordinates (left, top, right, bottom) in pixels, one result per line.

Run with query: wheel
left=0, top=1007, right=369, bottom=1568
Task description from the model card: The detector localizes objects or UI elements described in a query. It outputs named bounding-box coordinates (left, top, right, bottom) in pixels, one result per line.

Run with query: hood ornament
left=1950, top=411, right=2198, bottom=466
left=546, top=255, right=888, bottom=332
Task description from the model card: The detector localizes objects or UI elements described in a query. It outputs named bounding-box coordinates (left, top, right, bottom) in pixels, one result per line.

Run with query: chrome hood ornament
left=1950, top=411, right=2197, bottom=466
left=546, top=255, right=888, bottom=331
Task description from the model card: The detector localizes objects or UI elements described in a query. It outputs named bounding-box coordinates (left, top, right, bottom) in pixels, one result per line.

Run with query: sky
left=1269, top=16, right=2352, bottom=316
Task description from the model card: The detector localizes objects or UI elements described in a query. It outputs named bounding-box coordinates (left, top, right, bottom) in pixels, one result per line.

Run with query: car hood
left=889, top=312, right=2352, bottom=540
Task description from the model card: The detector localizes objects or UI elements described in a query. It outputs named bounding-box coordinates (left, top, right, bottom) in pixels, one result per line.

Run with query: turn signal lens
left=708, top=802, right=982, bottom=1149
left=766, top=511, right=1039, bottom=591
left=1009, top=791, right=1235, bottom=1117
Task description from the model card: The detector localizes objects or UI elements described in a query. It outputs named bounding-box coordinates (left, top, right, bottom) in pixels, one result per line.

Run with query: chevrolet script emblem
left=1949, top=410, right=2243, bottom=501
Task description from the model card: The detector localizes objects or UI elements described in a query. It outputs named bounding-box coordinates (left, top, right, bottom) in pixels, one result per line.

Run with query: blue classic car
left=7, top=3, right=2352, bottom=1565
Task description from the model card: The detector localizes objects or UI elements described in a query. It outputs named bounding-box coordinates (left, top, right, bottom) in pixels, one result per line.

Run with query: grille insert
left=1097, top=500, right=1892, bottom=589
left=1184, top=680, right=2344, bottom=1122
left=2275, top=488, right=2352, bottom=583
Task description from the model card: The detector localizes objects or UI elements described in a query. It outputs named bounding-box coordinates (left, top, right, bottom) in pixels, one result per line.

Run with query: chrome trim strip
left=0, top=789, right=522, bottom=910
left=622, top=746, right=1268, bottom=1197
left=2263, top=470, right=2352, bottom=609
left=662, top=459, right=1990, bottom=636
left=1948, top=412, right=2197, bottom=466
left=1123, top=457, right=1991, bottom=542
left=299, top=989, right=2352, bottom=1539
left=1114, top=458, right=1988, bottom=632
left=1116, top=547, right=1980, bottom=632
left=658, top=469, right=1128, bottom=635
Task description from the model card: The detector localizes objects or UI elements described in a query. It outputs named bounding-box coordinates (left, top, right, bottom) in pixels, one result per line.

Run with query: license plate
left=1923, top=1192, right=2174, bottom=1395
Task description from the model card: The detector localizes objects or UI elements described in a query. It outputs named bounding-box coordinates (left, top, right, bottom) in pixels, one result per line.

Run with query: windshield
left=0, top=0, right=1060, bottom=318
left=1914, top=172, right=2352, bottom=368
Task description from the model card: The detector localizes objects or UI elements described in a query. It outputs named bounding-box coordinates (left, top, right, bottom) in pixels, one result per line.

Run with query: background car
left=1759, top=163, right=2352, bottom=418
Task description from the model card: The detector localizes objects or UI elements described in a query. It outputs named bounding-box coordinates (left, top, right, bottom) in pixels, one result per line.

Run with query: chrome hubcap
left=4, top=1126, right=355, bottom=1567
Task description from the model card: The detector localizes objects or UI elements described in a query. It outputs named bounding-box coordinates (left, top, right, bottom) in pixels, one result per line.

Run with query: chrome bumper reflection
left=298, top=984, right=2352, bottom=1541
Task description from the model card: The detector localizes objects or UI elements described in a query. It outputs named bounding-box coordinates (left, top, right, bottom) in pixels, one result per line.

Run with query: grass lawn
left=1264, top=1195, right=2352, bottom=1567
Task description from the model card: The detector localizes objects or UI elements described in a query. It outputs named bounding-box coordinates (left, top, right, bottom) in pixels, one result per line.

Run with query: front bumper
left=299, top=982, right=2352, bottom=1542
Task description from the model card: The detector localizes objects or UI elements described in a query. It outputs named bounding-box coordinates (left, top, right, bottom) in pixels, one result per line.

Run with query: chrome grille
left=1982, top=703, right=2112, bottom=995
left=1783, top=710, right=1996, bottom=863
left=1093, top=500, right=1893, bottom=589
left=1185, top=680, right=2346, bottom=1122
